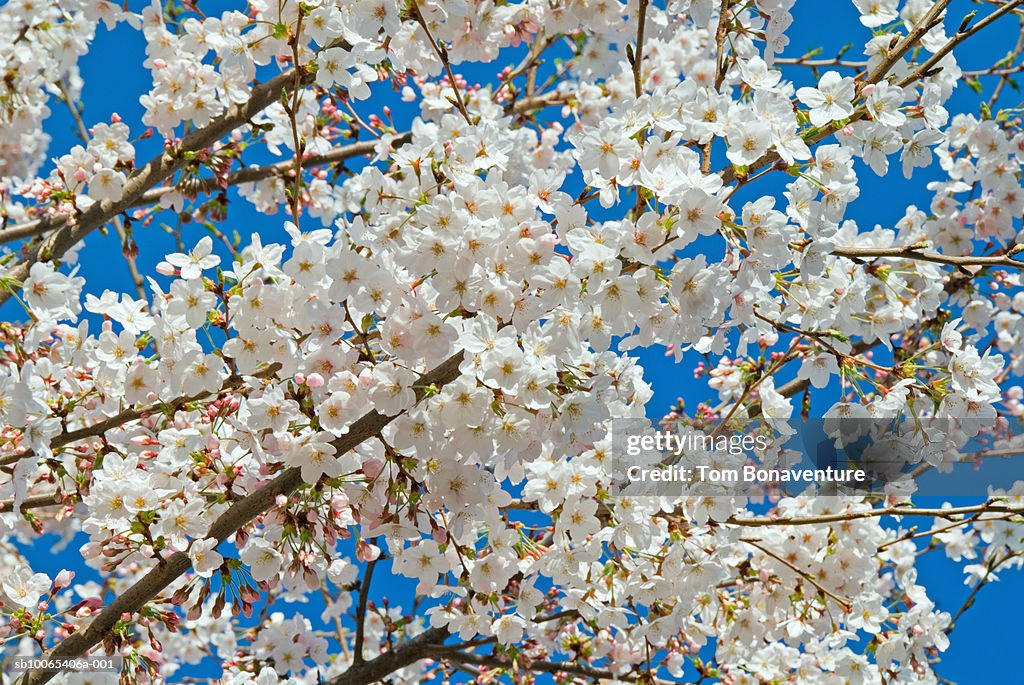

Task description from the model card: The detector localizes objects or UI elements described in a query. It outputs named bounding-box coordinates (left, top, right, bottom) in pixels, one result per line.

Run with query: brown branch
left=774, top=56, right=867, bottom=69
left=1, top=91, right=566, bottom=247
left=352, top=540, right=380, bottom=665
left=896, top=0, right=1024, bottom=90
left=944, top=551, right=1021, bottom=634
left=741, top=536, right=852, bottom=609
left=632, top=0, right=650, bottom=98
left=986, top=13, right=1024, bottom=110
left=831, top=245, right=1024, bottom=270
left=719, top=0, right=951, bottom=186
left=712, top=0, right=732, bottom=90
left=865, top=0, right=952, bottom=87
left=285, top=14, right=308, bottom=229
left=724, top=502, right=1024, bottom=527
left=322, top=626, right=451, bottom=685
left=0, top=493, right=65, bottom=513
left=702, top=0, right=731, bottom=174
left=0, top=363, right=282, bottom=469
left=15, top=351, right=466, bottom=685
left=413, top=3, right=472, bottom=124
left=443, top=651, right=681, bottom=684
left=0, top=137, right=390, bottom=246
left=0, top=66, right=315, bottom=308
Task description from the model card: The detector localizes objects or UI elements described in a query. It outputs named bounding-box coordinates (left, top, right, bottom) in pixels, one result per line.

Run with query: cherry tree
left=2, top=1, right=1024, bottom=684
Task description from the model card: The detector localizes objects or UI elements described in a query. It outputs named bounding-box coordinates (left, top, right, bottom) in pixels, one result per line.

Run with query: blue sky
left=12, top=0, right=1024, bottom=681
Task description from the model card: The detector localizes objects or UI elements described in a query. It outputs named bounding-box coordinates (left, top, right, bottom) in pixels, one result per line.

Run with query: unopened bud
left=53, top=569, right=75, bottom=590
left=122, top=237, right=139, bottom=260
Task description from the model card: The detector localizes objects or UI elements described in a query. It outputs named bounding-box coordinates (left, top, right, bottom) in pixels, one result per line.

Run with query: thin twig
left=0, top=66, right=315, bottom=309
left=1, top=93, right=565, bottom=247
left=413, top=4, right=472, bottom=124
left=0, top=363, right=282, bottom=469
left=724, top=502, right=1024, bottom=528
left=831, top=244, right=1024, bottom=270
left=352, top=542, right=380, bottom=665
left=741, top=537, right=853, bottom=610
left=632, top=0, right=650, bottom=98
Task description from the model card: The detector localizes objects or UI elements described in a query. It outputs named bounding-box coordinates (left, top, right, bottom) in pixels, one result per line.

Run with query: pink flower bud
left=304, top=568, right=319, bottom=590
left=362, top=458, right=384, bottom=480
left=155, top=261, right=176, bottom=276
left=356, top=539, right=381, bottom=562
left=111, top=112, right=122, bottom=123
left=122, top=238, right=139, bottom=260
left=294, top=372, right=306, bottom=385
left=306, top=373, right=325, bottom=388
left=54, top=569, right=75, bottom=590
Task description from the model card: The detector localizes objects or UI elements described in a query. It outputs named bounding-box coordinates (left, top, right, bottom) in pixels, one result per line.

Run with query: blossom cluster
left=1, top=1, right=1024, bottom=685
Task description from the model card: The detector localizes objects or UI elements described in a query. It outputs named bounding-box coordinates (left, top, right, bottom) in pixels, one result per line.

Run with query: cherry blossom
left=0, top=2, right=1023, bottom=685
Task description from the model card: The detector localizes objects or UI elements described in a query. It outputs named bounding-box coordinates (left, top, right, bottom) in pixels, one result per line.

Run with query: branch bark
left=632, top=0, right=650, bottom=98
left=15, top=350, right=466, bottom=685
left=830, top=245, right=1024, bottom=270
left=322, top=626, right=451, bottom=685
left=0, top=363, right=282, bottom=470
left=0, top=91, right=565, bottom=247
left=719, top=0, right=953, bottom=186
left=724, top=502, right=1024, bottom=527
left=443, top=650, right=680, bottom=684
left=896, top=0, right=1024, bottom=90
left=0, top=66, right=313, bottom=307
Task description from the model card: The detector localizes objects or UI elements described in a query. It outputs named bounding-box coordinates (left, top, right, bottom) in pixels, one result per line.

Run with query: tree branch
left=719, top=0, right=952, bottom=186
left=0, top=65, right=313, bottom=307
left=724, top=502, right=1024, bottom=528
left=830, top=245, right=1024, bottom=270
left=443, top=650, right=681, bottom=684
left=15, top=350, right=466, bottom=685
left=0, top=92, right=566, bottom=247
left=322, top=626, right=451, bottom=685
left=352, top=540, right=380, bottom=665
left=632, top=0, right=650, bottom=98
left=0, top=363, right=282, bottom=469
left=896, top=0, right=1024, bottom=90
